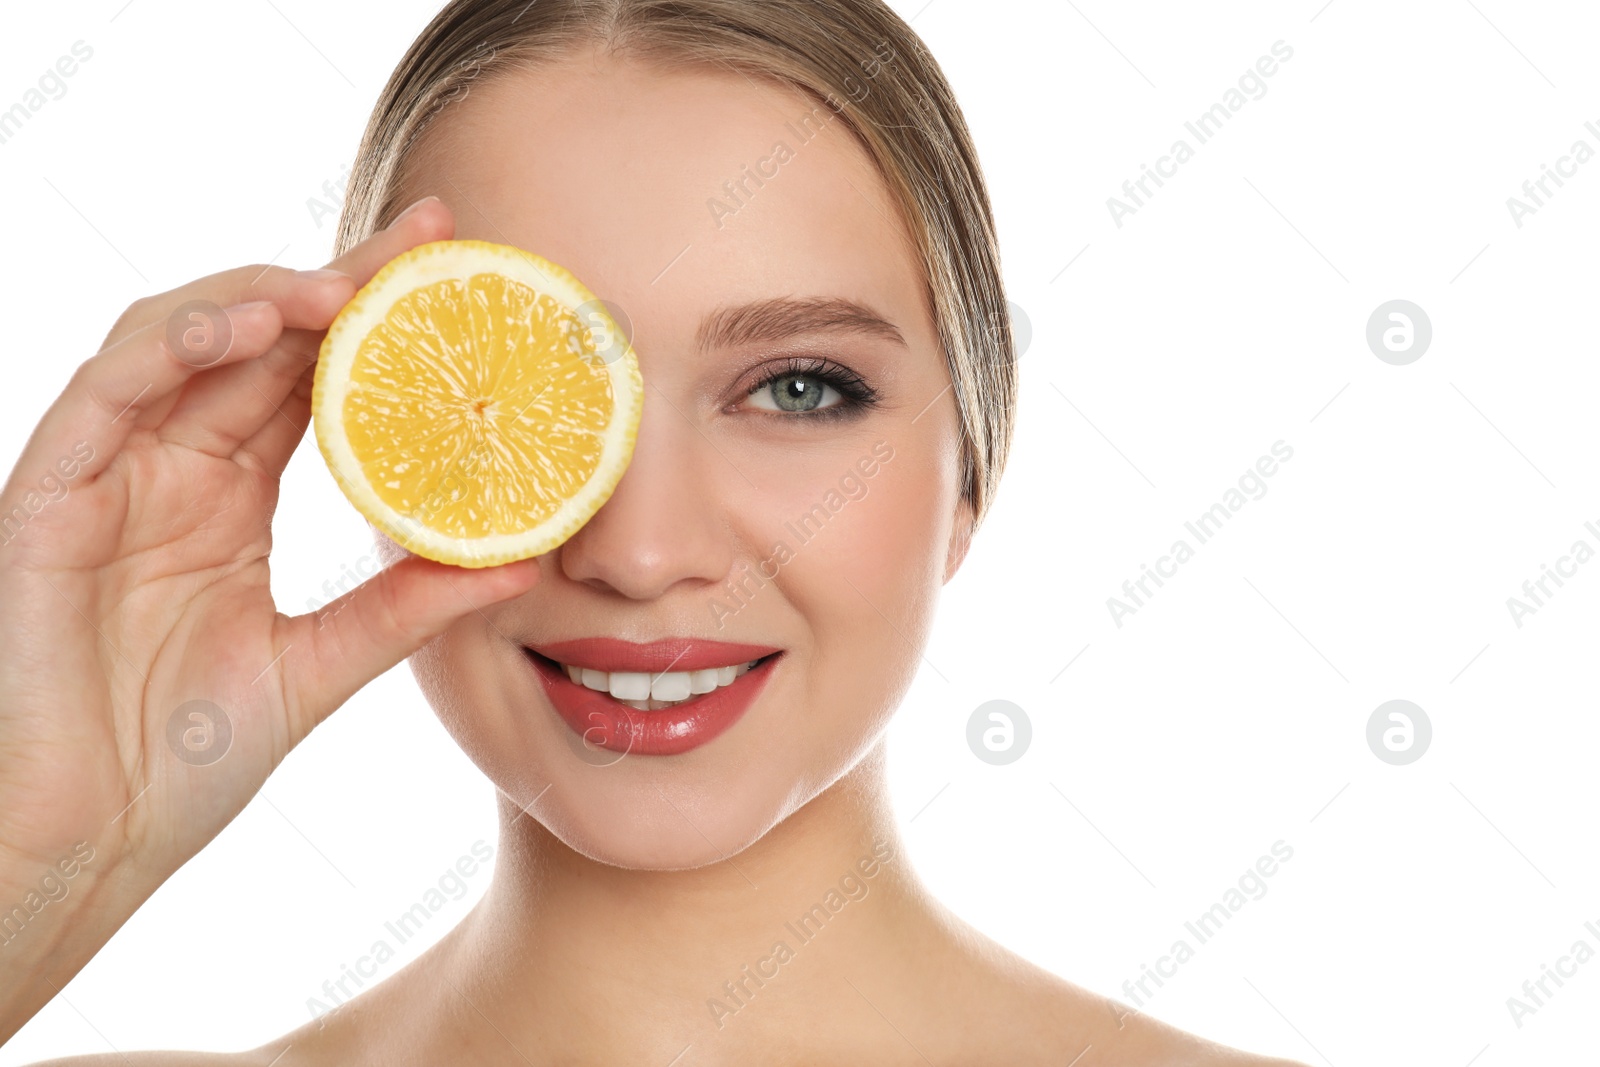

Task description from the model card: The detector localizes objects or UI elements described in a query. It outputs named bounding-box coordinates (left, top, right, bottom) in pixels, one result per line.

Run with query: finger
left=110, top=272, right=346, bottom=441
left=158, top=197, right=455, bottom=460
left=92, top=193, right=448, bottom=356
left=7, top=199, right=456, bottom=501
left=232, top=359, right=315, bottom=479
left=98, top=264, right=358, bottom=354
left=5, top=300, right=290, bottom=492
left=322, top=195, right=453, bottom=281
left=60, top=266, right=353, bottom=458
left=155, top=321, right=326, bottom=458
left=276, top=553, right=540, bottom=744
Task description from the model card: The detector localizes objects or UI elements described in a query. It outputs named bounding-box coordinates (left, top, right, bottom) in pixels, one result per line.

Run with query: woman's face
left=391, top=47, right=971, bottom=868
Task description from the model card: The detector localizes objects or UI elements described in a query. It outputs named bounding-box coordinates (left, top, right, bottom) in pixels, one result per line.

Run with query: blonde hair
left=334, top=0, right=1016, bottom=525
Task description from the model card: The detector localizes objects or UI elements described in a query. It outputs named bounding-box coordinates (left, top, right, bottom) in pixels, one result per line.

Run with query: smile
left=521, top=638, right=782, bottom=755
left=554, top=659, right=764, bottom=710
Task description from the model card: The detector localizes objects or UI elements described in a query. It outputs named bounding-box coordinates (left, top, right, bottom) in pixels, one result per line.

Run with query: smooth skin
left=3, top=46, right=1311, bottom=1067
left=0, top=202, right=542, bottom=1038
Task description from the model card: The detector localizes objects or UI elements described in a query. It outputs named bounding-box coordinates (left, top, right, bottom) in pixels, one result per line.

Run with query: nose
left=556, top=387, right=734, bottom=600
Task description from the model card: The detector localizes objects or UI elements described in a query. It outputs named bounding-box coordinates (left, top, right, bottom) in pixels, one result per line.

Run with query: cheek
left=409, top=622, right=517, bottom=768
left=769, top=440, right=953, bottom=736
left=843, top=447, right=950, bottom=636
left=408, top=629, right=474, bottom=741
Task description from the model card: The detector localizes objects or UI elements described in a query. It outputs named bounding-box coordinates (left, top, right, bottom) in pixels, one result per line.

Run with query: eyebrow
left=695, top=296, right=908, bottom=352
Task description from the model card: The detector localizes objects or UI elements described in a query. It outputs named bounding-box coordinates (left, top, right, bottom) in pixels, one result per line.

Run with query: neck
left=441, top=739, right=938, bottom=1061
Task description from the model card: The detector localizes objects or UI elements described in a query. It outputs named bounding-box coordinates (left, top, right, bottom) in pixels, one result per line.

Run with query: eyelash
left=742, top=356, right=881, bottom=418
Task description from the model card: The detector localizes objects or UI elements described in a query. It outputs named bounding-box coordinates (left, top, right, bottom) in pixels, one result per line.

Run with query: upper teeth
left=560, top=659, right=762, bottom=710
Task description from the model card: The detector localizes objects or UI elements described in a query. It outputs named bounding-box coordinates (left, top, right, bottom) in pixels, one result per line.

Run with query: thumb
left=279, top=554, right=541, bottom=742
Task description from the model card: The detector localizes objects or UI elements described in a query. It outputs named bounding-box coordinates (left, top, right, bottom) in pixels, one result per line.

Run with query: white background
left=3, top=1, right=1597, bottom=1063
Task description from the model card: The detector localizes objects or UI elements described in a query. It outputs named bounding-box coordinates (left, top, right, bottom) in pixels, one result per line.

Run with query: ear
left=943, top=498, right=975, bottom=584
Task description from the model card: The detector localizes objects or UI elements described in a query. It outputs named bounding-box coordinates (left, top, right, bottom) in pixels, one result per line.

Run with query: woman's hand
left=0, top=196, right=539, bottom=1034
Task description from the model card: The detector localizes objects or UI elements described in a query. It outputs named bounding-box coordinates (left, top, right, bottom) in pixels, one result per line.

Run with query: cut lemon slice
left=312, top=239, right=642, bottom=568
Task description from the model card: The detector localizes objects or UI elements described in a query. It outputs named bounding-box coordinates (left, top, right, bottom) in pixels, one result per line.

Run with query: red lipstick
left=529, top=637, right=779, bottom=674
left=522, top=638, right=781, bottom=756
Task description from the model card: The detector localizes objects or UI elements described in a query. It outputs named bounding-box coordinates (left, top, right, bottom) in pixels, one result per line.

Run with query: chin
left=529, top=770, right=799, bottom=870
left=407, top=590, right=923, bottom=870
left=407, top=630, right=843, bottom=870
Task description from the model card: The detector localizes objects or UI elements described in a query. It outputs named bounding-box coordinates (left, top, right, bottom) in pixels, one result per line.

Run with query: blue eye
left=749, top=373, right=840, bottom=413
left=740, top=357, right=880, bottom=418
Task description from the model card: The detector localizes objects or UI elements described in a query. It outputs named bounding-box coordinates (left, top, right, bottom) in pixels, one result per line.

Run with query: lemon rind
left=312, top=239, right=643, bottom=569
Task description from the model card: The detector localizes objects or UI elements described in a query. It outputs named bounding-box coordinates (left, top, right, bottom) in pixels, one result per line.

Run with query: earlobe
left=943, top=500, right=975, bottom=584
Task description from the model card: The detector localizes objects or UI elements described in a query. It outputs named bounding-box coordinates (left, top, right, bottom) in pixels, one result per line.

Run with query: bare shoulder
left=28, top=1053, right=280, bottom=1066
left=926, top=908, right=1312, bottom=1066
left=23, top=968, right=397, bottom=1067
left=1031, top=970, right=1314, bottom=1066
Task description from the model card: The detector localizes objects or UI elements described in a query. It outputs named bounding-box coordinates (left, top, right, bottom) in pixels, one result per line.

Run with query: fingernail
left=386, top=195, right=439, bottom=230
left=296, top=268, right=348, bottom=283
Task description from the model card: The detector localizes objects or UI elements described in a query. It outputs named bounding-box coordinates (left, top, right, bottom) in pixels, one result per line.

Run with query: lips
left=522, top=637, right=781, bottom=756
left=527, top=637, right=780, bottom=674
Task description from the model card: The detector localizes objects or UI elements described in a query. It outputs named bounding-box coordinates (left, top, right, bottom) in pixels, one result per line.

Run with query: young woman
left=0, top=1, right=1308, bottom=1062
